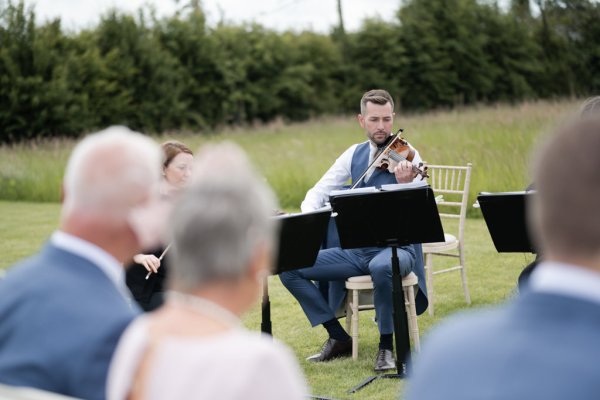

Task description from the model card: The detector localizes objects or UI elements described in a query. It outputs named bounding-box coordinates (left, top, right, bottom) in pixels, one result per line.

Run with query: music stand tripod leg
left=261, top=275, right=272, bottom=335
left=348, top=246, right=410, bottom=393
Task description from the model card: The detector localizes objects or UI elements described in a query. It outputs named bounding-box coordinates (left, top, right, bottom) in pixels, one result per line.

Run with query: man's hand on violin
left=394, top=160, right=415, bottom=183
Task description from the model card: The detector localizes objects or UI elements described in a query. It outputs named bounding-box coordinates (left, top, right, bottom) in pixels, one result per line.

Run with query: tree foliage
left=1, top=0, right=599, bottom=142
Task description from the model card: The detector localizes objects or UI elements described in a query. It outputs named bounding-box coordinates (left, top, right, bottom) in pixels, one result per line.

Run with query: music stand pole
left=261, top=275, right=272, bottom=335
left=391, top=246, right=411, bottom=372
left=347, top=245, right=410, bottom=393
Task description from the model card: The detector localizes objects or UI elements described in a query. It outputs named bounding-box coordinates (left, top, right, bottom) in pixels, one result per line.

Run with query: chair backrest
left=426, top=164, right=472, bottom=242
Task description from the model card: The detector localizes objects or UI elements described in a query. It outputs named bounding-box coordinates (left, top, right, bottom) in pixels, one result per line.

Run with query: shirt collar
left=368, top=140, right=379, bottom=153
left=529, top=260, right=600, bottom=305
left=51, top=231, right=129, bottom=299
left=365, top=142, right=380, bottom=179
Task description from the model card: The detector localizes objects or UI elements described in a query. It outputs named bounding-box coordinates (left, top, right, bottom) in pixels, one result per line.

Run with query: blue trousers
left=280, top=245, right=416, bottom=335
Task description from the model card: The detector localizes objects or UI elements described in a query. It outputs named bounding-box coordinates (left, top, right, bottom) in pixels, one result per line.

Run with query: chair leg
left=404, top=285, right=420, bottom=352
left=459, top=243, right=471, bottom=304
left=345, top=293, right=351, bottom=333
left=425, top=253, right=434, bottom=316
left=351, top=288, right=359, bottom=360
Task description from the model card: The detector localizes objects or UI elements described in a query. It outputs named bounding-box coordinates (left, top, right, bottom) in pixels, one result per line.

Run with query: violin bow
left=144, top=243, right=172, bottom=280
left=350, top=128, right=404, bottom=189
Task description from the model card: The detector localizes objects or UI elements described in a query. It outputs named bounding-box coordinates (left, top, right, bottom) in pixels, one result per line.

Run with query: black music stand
left=477, top=191, right=536, bottom=253
left=330, top=186, right=444, bottom=393
left=261, top=209, right=331, bottom=335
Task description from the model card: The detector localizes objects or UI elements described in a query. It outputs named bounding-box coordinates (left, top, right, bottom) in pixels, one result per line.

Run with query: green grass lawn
left=0, top=200, right=535, bottom=399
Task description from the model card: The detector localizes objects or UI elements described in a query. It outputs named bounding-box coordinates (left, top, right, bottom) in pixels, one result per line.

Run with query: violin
left=351, top=129, right=428, bottom=189
left=376, top=132, right=429, bottom=179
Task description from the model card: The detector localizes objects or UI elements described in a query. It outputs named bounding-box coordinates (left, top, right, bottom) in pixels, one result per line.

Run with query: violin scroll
left=415, top=162, right=429, bottom=180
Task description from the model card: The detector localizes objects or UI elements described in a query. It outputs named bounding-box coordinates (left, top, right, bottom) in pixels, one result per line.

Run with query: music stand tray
left=261, top=209, right=331, bottom=335
left=330, top=186, right=444, bottom=392
left=477, top=191, right=535, bottom=253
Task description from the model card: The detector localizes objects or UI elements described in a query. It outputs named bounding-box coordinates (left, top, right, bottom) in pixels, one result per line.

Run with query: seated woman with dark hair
left=126, top=141, right=193, bottom=311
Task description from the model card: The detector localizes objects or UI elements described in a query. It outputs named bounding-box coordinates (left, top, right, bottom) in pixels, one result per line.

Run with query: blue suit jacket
left=0, top=243, right=138, bottom=400
left=405, top=291, right=600, bottom=400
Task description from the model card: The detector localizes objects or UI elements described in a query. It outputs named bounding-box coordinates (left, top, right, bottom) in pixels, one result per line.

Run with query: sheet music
left=380, top=180, right=428, bottom=191
left=329, top=186, right=379, bottom=197
left=478, top=190, right=534, bottom=196
left=273, top=207, right=332, bottom=219
left=330, top=181, right=428, bottom=197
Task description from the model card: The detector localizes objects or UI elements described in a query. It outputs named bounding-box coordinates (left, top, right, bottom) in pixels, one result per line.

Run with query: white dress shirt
left=301, top=140, right=423, bottom=212
left=529, top=261, right=600, bottom=305
left=51, top=231, right=130, bottom=301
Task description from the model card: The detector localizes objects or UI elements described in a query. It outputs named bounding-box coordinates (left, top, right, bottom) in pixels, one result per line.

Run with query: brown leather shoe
left=374, top=349, right=396, bottom=372
left=306, top=338, right=352, bottom=362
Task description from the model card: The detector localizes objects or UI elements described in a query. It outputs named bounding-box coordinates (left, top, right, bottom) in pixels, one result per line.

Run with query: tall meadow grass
left=0, top=139, right=72, bottom=202
left=0, top=99, right=579, bottom=214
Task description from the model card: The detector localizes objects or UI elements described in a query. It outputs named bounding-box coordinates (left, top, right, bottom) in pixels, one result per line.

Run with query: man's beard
left=369, top=130, right=390, bottom=146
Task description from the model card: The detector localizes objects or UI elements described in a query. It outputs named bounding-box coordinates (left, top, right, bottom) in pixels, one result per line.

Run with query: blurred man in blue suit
left=405, top=116, right=600, bottom=400
left=0, top=127, right=164, bottom=400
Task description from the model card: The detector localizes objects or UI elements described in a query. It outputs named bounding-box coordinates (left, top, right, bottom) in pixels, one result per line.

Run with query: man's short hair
left=62, top=126, right=162, bottom=218
left=529, top=117, right=600, bottom=259
left=360, top=89, right=394, bottom=115
left=168, top=142, right=278, bottom=291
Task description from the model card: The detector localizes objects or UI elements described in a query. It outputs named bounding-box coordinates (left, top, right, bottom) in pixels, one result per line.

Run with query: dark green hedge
left=1, top=0, right=599, bottom=142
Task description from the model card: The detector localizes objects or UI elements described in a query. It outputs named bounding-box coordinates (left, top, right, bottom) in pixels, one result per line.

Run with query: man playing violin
left=280, top=89, right=428, bottom=372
